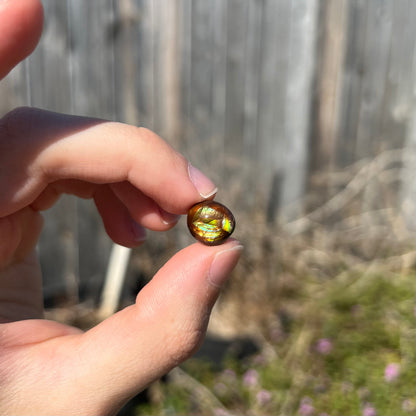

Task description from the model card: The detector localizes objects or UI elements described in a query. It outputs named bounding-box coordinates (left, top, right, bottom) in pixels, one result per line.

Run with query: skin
left=0, top=1, right=242, bottom=414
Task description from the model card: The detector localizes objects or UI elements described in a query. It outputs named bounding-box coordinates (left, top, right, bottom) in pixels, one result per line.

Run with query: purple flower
left=362, top=404, right=377, bottom=416
left=384, top=363, right=400, bottom=382
left=316, top=338, right=333, bottom=355
left=256, top=389, right=272, bottom=406
left=298, top=397, right=315, bottom=416
left=242, top=369, right=259, bottom=388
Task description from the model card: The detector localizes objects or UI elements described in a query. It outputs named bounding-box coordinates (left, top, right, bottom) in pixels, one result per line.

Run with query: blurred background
left=1, top=0, right=415, bottom=415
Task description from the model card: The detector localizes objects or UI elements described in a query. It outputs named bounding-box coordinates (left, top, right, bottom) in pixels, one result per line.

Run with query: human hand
left=0, top=1, right=242, bottom=414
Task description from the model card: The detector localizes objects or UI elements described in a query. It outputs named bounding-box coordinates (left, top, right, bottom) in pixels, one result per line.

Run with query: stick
left=98, top=244, right=131, bottom=320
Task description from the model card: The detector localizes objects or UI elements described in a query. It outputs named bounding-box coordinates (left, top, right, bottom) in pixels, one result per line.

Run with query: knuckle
left=136, top=126, right=159, bottom=140
left=135, top=126, right=174, bottom=152
left=135, top=126, right=169, bottom=151
left=0, top=107, right=34, bottom=140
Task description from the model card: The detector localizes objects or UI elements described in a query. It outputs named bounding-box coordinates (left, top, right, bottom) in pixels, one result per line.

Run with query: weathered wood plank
left=179, top=0, right=192, bottom=148
left=399, top=2, right=416, bottom=230
left=355, top=0, right=394, bottom=158
left=224, top=0, right=247, bottom=158
left=189, top=0, right=214, bottom=145
left=113, top=0, right=143, bottom=125
left=242, top=0, right=263, bottom=160
left=26, top=0, right=71, bottom=112
left=280, top=0, right=319, bottom=217
left=210, top=0, right=228, bottom=163
left=67, top=0, right=116, bottom=118
left=380, top=0, right=416, bottom=150
left=256, top=0, right=290, bottom=186
left=310, top=0, right=348, bottom=174
left=336, top=0, right=368, bottom=166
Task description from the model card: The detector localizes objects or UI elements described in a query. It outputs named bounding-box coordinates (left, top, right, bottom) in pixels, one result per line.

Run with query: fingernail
left=208, top=243, right=243, bottom=288
left=159, top=207, right=180, bottom=225
left=188, top=163, right=218, bottom=199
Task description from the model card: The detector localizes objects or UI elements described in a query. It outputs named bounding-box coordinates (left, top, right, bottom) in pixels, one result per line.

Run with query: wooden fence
left=1, top=0, right=415, bottom=302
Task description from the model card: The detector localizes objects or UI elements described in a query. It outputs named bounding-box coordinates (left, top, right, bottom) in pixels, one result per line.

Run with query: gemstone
left=187, top=201, right=235, bottom=246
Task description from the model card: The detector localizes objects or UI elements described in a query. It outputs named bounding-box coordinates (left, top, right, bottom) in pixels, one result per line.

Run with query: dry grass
left=208, top=149, right=415, bottom=340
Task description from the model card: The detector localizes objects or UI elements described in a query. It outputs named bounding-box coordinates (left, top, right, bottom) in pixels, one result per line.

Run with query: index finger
left=0, top=107, right=217, bottom=216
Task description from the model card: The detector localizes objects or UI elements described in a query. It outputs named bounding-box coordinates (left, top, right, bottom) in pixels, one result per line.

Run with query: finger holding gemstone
left=187, top=201, right=235, bottom=246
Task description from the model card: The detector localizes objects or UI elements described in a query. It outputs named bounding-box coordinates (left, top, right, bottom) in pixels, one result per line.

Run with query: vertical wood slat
left=311, top=0, right=348, bottom=174
left=279, top=0, right=319, bottom=217
left=27, top=1, right=72, bottom=112
left=355, top=0, right=394, bottom=157
left=189, top=0, right=214, bottom=146
left=242, top=0, right=263, bottom=161
left=256, top=0, right=291, bottom=186
left=240, top=0, right=263, bottom=207
left=113, top=0, right=141, bottom=125
left=180, top=0, right=229, bottom=186
left=159, top=0, right=181, bottom=145
left=224, top=0, right=247, bottom=159
left=68, top=0, right=116, bottom=119
left=380, top=0, right=416, bottom=150
left=336, top=0, right=368, bottom=166
left=358, top=0, right=395, bottom=213
left=179, top=0, right=192, bottom=147
left=400, top=2, right=416, bottom=230
left=210, top=0, right=228, bottom=168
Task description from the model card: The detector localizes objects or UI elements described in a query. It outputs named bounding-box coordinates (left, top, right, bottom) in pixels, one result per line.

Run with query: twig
left=284, top=149, right=416, bottom=235
left=98, top=244, right=131, bottom=320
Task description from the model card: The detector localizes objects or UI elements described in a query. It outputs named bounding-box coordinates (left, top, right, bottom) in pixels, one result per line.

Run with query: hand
left=0, top=1, right=242, bottom=414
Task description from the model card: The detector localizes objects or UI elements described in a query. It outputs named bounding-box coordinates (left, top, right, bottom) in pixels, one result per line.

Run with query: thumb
left=72, top=240, right=243, bottom=414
